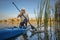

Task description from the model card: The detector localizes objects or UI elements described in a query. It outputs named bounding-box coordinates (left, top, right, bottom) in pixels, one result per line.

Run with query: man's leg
left=25, top=22, right=27, bottom=27
left=19, top=22, right=24, bottom=28
left=25, top=21, right=27, bottom=27
left=23, top=34, right=28, bottom=40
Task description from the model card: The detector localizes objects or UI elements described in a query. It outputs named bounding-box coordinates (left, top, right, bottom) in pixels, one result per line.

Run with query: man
left=17, top=8, right=29, bottom=28
left=17, top=8, right=29, bottom=40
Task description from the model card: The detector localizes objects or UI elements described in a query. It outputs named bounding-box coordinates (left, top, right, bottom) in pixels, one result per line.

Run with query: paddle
left=12, top=2, right=36, bottom=30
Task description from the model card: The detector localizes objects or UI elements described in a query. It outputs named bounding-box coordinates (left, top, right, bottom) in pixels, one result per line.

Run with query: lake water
left=0, top=23, right=57, bottom=40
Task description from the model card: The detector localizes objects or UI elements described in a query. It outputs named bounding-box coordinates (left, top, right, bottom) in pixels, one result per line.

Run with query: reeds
left=35, top=0, right=51, bottom=40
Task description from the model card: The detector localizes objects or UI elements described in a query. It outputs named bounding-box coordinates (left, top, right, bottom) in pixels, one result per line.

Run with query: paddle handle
left=12, top=2, right=20, bottom=12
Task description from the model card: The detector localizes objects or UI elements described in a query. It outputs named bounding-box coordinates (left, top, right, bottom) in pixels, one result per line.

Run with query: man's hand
left=17, top=12, right=23, bottom=18
left=17, top=14, right=20, bottom=18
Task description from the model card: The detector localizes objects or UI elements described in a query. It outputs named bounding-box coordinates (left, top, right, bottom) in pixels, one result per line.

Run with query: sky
left=0, top=0, right=55, bottom=20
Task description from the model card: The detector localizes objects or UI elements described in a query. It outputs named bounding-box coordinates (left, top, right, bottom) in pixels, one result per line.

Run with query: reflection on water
left=15, top=26, right=56, bottom=40
left=0, top=23, right=9, bottom=29
left=0, top=23, right=56, bottom=40
left=0, top=23, right=19, bottom=29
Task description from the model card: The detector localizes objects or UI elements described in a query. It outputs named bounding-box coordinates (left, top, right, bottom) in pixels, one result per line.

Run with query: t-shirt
left=20, top=13, right=29, bottom=22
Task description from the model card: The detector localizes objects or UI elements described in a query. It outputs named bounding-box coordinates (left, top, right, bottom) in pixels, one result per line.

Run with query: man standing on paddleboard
left=17, top=8, right=29, bottom=28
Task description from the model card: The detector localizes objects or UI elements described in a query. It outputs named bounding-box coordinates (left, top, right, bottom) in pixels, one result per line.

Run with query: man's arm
left=17, top=13, right=20, bottom=18
left=17, top=12, right=22, bottom=18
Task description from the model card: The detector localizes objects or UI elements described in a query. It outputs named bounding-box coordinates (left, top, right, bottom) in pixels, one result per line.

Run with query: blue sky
left=0, top=0, right=55, bottom=20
